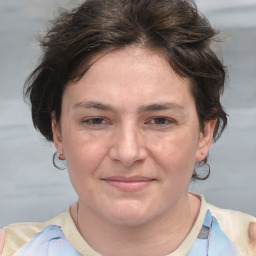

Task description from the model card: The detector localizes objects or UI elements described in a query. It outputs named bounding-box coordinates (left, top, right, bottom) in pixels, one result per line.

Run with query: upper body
left=1, top=195, right=256, bottom=256
left=4, top=0, right=255, bottom=255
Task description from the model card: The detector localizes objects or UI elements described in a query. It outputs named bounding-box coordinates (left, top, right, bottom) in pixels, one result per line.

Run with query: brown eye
left=148, top=117, right=173, bottom=125
left=82, top=117, right=107, bottom=126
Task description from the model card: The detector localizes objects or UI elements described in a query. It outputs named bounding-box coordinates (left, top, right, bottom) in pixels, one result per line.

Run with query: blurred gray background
left=0, top=0, right=255, bottom=227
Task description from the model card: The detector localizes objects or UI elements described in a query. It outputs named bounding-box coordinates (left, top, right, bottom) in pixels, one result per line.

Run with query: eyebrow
left=72, top=101, right=184, bottom=113
left=72, top=101, right=115, bottom=111
left=138, top=103, right=184, bottom=113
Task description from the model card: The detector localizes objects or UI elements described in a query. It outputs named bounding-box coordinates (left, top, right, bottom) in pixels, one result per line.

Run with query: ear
left=195, top=120, right=216, bottom=162
left=52, top=119, right=65, bottom=160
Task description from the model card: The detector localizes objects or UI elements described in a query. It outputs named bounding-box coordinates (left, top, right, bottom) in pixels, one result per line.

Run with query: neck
left=71, top=193, right=200, bottom=256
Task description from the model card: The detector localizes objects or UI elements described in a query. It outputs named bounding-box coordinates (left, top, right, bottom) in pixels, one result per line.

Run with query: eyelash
left=82, top=117, right=109, bottom=127
left=146, top=117, right=174, bottom=126
left=82, top=117, right=174, bottom=128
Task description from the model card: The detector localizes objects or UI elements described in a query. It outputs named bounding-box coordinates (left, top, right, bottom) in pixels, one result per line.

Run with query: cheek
left=62, top=132, right=109, bottom=185
left=64, top=142, right=108, bottom=201
left=148, top=133, right=198, bottom=177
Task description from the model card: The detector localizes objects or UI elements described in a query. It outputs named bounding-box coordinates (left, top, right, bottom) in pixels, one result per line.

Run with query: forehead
left=87, top=46, right=180, bottom=77
left=63, top=46, right=194, bottom=111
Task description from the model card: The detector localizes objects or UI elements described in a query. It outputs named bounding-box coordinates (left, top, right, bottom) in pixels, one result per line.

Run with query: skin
left=52, top=46, right=216, bottom=255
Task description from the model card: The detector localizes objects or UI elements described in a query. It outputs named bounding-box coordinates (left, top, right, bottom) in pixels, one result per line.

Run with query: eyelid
left=82, top=117, right=111, bottom=127
left=145, top=117, right=175, bottom=125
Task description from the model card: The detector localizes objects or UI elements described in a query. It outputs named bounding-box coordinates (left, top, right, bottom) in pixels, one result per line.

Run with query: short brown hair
left=25, top=0, right=227, bottom=179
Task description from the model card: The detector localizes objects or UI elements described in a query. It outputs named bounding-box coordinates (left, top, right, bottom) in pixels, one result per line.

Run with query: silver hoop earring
left=53, top=152, right=66, bottom=170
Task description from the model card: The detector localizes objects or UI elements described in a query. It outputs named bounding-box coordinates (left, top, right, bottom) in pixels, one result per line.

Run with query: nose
left=109, top=124, right=147, bottom=167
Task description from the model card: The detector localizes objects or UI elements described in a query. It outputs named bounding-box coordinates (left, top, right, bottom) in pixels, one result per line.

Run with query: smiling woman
left=53, top=47, right=209, bottom=231
left=1, top=0, right=256, bottom=255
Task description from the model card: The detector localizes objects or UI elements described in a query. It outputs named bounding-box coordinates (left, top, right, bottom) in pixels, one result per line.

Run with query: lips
left=102, top=176, right=155, bottom=192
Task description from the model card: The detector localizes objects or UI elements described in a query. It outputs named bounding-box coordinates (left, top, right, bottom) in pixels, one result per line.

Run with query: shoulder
left=1, top=212, right=66, bottom=256
left=208, top=203, right=256, bottom=256
left=2, top=221, right=46, bottom=256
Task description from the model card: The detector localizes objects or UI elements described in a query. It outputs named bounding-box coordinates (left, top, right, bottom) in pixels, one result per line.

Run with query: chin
left=106, top=202, right=154, bottom=226
left=110, top=214, right=150, bottom=227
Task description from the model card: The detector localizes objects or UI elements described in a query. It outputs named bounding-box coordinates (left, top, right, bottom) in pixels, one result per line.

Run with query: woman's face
left=53, top=46, right=215, bottom=226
